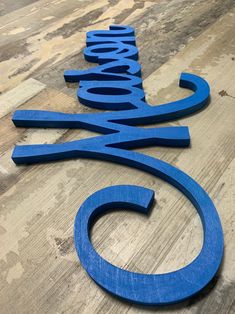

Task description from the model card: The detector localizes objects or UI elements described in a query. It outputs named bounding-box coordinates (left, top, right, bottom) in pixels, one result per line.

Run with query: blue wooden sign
left=12, top=25, right=223, bottom=305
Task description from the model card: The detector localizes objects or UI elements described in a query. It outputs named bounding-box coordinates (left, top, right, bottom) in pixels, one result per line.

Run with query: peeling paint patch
left=42, top=16, right=55, bottom=21
left=8, top=27, right=28, bottom=35
left=6, top=262, right=24, bottom=284
left=55, top=237, right=74, bottom=256
left=44, top=9, right=105, bottom=40
left=8, top=58, right=40, bottom=78
left=219, top=90, right=229, bottom=97
left=219, top=90, right=235, bottom=99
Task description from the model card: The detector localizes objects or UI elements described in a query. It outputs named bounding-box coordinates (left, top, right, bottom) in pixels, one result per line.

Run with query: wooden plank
left=0, top=0, right=137, bottom=93
left=0, top=86, right=78, bottom=156
left=1, top=0, right=234, bottom=95
left=0, top=0, right=101, bottom=35
left=35, top=0, right=235, bottom=94
left=0, top=78, right=45, bottom=118
left=0, top=0, right=38, bottom=16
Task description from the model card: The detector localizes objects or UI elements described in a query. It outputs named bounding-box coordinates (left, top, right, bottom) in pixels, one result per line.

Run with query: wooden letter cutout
left=12, top=25, right=224, bottom=305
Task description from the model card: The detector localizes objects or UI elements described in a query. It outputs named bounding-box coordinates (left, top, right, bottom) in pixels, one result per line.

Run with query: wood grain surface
left=0, top=1, right=235, bottom=313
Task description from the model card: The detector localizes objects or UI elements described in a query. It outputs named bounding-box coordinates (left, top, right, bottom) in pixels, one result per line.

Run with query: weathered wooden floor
left=0, top=1, right=235, bottom=313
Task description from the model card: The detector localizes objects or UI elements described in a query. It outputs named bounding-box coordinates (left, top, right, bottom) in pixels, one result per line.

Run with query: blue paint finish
left=86, top=25, right=135, bottom=46
left=12, top=73, right=209, bottom=131
left=87, top=25, right=135, bottom=40
left=11, top=25, right=224, bottom=305
left=64, top=59, right=142, bottom=83
left=84, top=43, right=138, bottom=63
left=74, top=184, right=223, bottom=305
left=12, top=126, right=191, bottom=164
left=78, top=80, right=145, bottom=110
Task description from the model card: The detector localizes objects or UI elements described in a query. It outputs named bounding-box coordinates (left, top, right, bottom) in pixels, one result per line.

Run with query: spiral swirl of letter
left=12, top=25, right=223, bottom=305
